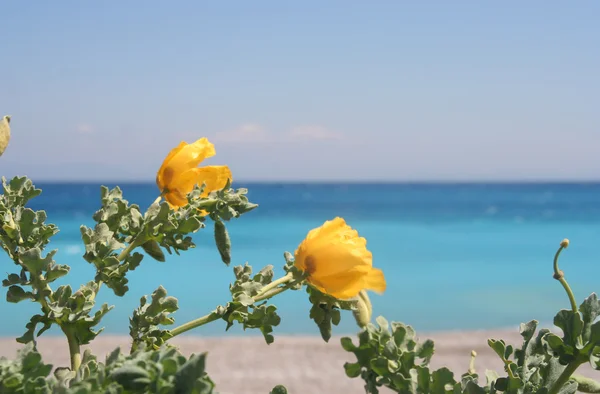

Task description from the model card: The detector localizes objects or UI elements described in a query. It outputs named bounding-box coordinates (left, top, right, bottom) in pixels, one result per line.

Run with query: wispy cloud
left=286, top=125, right=342, bottom=141
left=213, top=123, right=270, bottom=144
left=75, top=123, right=94, bottom=134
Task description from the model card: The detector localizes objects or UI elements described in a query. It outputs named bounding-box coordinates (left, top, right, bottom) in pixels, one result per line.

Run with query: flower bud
left=352, top=290, right=373, bottom=328
left=2, top=211, right=17, bottom=239
left=0, top=115, right=11, bottom=157
left=560, top=239, right=569, bottom=248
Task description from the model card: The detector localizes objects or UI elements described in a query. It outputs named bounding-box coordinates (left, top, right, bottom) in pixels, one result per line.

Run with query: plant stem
left=553, top=241, right=578, bottom=314
left=62, top=327, right=82, bottom=372
left=559, top=278, right=578, bottom=314
left=548, top=360, right=583, bottom=394
left=168, top=273, right=296, bottom=338
left=169, top=312, right=221, bottom=337
left=254, top=285, right=289, bottom=302
left=117, top=238, right=143, bottom=262
left=253, top=272, right=293, bottom=299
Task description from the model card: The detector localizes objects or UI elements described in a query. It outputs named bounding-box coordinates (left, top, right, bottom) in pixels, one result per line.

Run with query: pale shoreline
left=0, top=330, right=595, bottom=393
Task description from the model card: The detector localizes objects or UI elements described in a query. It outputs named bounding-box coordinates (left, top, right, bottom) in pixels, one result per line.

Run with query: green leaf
left=141, top=240, right=166, bottom=262
left=581, top=294, right=600, bottom=344
left=45, top=263, right=70, bottom=283
left=416, top=339, right=435, bottom=365
left=174, top=353, right=212, bottom=394
left=130, top=286, right=179, bottom=350
left=110, top=365, right=151, bottom=391
left=341, top=337, right=357, bottom=352
left=554, top=309, right=584, bottom=347
left=6, top=285, right=33, bottom=303
left=344, top=362, right=362, bottom=378
left=431, top=367, right=455, bottom=394
left=18, top=248, right=56, bottom=276
left=16, top=314, right=53, bottom=344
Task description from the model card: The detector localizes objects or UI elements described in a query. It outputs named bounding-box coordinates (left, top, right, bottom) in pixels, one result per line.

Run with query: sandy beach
left=2, top=329, right=595, bottom=393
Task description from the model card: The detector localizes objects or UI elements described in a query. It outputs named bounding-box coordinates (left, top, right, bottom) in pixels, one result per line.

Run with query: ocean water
left=2, top=182, right=600, bottom=339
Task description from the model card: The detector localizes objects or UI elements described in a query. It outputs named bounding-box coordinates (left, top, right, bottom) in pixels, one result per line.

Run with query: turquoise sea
left=2, top=182, right=600, bottom=338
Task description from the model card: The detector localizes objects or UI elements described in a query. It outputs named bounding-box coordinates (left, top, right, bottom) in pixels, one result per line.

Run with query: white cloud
left=287, top=125, right=342, bottom=141
left=213, top=123, right=270, bottom=144
left=76, top=123, right=94, bottom=134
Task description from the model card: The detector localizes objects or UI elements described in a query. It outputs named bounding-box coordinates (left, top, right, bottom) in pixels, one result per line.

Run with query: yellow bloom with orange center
left=294, top=217, right=386, bottom=300
left=156, top=138, right=232, bottom=208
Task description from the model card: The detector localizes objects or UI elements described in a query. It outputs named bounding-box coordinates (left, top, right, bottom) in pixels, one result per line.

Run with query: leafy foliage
left=0, top=342, right=216, bottom=393
left=342, top=294, right=600, bottom=394
left=307, top=286, right=356, bottom=342
left=130, top=285, right=179, bottom=351
left=216, top=263, right=284, bottom=344
left=2, top=166, right=600, bottom=394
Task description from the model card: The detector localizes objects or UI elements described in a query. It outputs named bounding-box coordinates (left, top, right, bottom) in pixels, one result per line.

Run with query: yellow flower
left=294, top=217, right=386, bottom=300
left=156, top=138, right=232, bottom=208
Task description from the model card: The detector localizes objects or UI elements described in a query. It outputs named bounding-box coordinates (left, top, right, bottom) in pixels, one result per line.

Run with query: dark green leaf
left=142, top=240, right=166, bottom=262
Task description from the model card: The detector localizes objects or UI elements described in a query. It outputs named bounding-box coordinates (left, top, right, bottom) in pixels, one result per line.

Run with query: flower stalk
left=168, top=273, right=296, bottom=338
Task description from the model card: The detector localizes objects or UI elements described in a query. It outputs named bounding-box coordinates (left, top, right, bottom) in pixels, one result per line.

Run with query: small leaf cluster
left=307, top=286, right=356, bottom=342
left=341, top=316, right=455, bottom=394
left=129, top=285, right=179, bottom=351
left=217, top=263, right=282, bottom=344
left=0, top=177, right=62, bottom=304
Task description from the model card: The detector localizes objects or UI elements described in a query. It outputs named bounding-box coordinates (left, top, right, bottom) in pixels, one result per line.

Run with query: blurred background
left=1, top=1, right=599, bottom=337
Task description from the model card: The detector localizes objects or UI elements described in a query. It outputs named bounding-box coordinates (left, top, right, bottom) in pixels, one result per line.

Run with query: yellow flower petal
left=294, top=217, right=386, bottom=300
left=156, top=138, right=216, bottom=193
left=156, top=141, right=186, bottom=191
left=156, top=138, right=231, bottom=209
left=164, top=189, right=188, bottom=207
left=194, top=165, right=232, bottom=197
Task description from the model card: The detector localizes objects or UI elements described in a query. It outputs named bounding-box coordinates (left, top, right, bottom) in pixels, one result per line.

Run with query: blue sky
left=1, top=1, right=598, bottom=181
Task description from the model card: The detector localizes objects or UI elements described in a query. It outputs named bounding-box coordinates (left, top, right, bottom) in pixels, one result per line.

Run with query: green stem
left=548, top=360, right=583, bottom=394
left=254, top=285, right=289, bottom=303
left=62, top=327, right=81, bottom=372
left=117, top=239, right=143, bottom=262
left=168, top=273, right=296, bottom=338
left=559, top=277, right=578, bottom=314
left=253, top=272, right=293, bottom=299
left=553, top=240, right=578, bottom=314
left=168, top=313, right=221, bottom=337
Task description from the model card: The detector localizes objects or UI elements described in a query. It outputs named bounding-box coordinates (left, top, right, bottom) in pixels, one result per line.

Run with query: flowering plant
left=1, top=116, right=599, bottom=394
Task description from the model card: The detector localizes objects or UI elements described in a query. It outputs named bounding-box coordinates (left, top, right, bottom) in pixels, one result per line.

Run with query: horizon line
left=24, top=178, right=600, bottom=185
